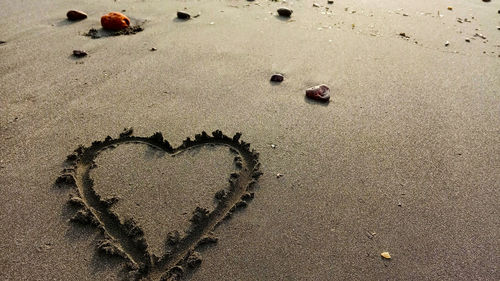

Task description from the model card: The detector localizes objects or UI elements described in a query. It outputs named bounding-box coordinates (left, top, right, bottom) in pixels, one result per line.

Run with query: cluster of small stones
left=56, top=129, right=262, bottom=280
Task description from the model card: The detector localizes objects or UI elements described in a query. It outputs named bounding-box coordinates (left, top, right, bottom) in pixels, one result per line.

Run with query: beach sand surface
left=1, top=0, right=499, bottom=280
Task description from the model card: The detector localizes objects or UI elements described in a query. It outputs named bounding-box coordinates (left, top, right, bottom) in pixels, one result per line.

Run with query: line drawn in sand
left=56, top=130, right=262, bottom=280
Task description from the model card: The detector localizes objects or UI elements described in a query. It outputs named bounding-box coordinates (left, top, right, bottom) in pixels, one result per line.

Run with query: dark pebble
left=277, top=7, right=293, bottom=17
left=327, top=0, right=334, bottom=4
left=177, top=11, right=191, bottom=20
left=270, top=74, right=284, bottom=82
left=66, top=10, right=88, bottom=21
left=72, top=50, right=88, bottom=57
left=0, top=41, right=6, bottom=45
left=306, top=84, right=330, bottom=102
left=151, top=47, right=157, bottom=51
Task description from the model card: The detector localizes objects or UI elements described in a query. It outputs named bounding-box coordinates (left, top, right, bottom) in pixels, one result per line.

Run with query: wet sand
left=1, top=0, right=499, bottom=280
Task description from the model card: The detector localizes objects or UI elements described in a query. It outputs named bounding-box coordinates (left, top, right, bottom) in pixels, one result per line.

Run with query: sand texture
left=1, top=0, right=499, bottom=280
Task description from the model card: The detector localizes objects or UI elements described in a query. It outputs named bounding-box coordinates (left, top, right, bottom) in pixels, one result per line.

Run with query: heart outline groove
left=56, top=130, right=262, bottom=280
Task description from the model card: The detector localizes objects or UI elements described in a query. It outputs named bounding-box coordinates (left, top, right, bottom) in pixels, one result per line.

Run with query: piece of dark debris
left=474, top=33, right=487, bottom=39
left=399, top=32, right=410, bottom=39
left=177, top=11, right=191, bottom=20
left=72, top=50, right=88, bottom=57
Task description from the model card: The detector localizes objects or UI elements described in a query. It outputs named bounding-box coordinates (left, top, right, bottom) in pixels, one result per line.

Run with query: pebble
left=67, top=10, right=88, bottom=21
left=271, top=144, right=277, bottom=149
left=305, top=84, right=330, bottom=102
left=444, top=41, right=450, bottom=46
left=270, top=74, right=284, bottom=82
left=277, top=7, right=293, bottom=17
left=151, top=47, right=157, bottom=51
left=72, top=50, right=87, bottom=57
left=101, top=12, right=130, bottom=30
left=0, top=41, right=6, bottom=45
left=327, top=0, right=334, bottom=4
left=177, top=11, right=191, bottom=20
left=276, top=173, right=284, bottom=178
left=447, top=6, right=453, bottom=11
left=313, top=3, right=320, bottom=7
left=465, top=38, right=470, bottom=42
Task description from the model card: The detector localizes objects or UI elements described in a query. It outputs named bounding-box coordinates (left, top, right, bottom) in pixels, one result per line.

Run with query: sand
left=1, top=0, right=499, bottom=280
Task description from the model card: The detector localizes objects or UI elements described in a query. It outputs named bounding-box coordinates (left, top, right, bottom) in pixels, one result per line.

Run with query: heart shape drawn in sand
left=56, top=130, right=262, bottom=280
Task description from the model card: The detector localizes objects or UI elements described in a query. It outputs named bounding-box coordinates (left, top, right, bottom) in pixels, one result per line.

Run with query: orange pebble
left=101, top=12, right=130, bottom=30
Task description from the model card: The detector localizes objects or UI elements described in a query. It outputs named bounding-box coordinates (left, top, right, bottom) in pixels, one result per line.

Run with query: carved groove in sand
left=56, top=130, right=262, bottom=280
